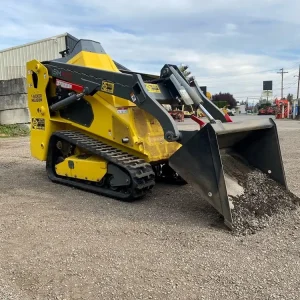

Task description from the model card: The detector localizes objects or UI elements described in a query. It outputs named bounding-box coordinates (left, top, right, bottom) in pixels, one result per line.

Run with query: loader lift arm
left=43, top=60, right=212, bottom=143
left=189, top=77, right=231, bottom=122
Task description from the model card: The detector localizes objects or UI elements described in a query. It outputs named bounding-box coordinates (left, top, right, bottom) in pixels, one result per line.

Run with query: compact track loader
left=26, top=39, right=287, bottom=229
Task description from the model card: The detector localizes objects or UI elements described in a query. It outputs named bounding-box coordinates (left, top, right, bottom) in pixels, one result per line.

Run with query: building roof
left=0, top=32, right=77, bottom=53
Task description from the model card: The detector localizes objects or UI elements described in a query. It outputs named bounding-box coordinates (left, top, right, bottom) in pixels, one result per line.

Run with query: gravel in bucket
left=222, top=153, right=300, bottom=235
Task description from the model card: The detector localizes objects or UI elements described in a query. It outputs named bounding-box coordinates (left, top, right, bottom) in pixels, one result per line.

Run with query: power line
left=220, top=80, right=298, bottom=100
left=198, top=69, right=299, bottom=89
left=204, top=63, right=300, bottom=100
left=196, top=61, right=300, bottom=81
left=230, top=82, right=297, bottom=95
left=283, top=80, right=298, bottom=89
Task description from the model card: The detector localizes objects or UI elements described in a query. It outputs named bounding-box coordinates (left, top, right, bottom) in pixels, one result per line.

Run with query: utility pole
left=294, top=65, right=300, bottom=119
left=297, top=65, right=300, bottom=99
left=277, top=68, right=289, bottom=99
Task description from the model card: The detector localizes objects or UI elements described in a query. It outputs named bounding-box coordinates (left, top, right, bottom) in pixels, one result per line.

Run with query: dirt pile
left=222, top=153, right=300, bottom=235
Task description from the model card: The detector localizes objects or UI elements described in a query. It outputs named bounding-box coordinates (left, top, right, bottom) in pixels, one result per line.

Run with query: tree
left=254, top=103, right=260, bottom=113
left=287, top=93, right=293, bottom=104
left=211, top=92, right=237, bottom=109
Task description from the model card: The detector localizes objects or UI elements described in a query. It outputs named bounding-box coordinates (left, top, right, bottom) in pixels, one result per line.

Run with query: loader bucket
left=168, top=118, right=286, bottom=229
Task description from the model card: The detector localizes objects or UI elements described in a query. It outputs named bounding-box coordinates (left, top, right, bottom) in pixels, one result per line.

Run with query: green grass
left=0, top=124, right=30, bottom=137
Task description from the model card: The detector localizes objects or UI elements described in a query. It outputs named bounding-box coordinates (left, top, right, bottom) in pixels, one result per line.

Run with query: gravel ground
left=0, top=116, right=300, bottom=299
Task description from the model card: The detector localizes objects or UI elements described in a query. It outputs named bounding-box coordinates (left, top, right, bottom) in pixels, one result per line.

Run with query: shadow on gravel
left=2, top=163, right=228, bottom=232
left=6, top=158, right=299, bottom=236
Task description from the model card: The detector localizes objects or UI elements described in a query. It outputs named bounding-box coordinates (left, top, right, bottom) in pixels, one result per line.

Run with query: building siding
left=0, top=33, right=71, bottom=80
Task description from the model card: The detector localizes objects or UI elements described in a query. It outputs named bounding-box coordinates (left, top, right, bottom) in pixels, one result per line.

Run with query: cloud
left=1, top=0, right=300, bottom=100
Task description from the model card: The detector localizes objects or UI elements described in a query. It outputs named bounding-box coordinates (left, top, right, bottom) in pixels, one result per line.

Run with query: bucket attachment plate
left=169, top=118, right=286, bottom=229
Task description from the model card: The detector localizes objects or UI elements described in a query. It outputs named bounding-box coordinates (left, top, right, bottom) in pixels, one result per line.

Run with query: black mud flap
left=168, top=118, right=287, bottom=229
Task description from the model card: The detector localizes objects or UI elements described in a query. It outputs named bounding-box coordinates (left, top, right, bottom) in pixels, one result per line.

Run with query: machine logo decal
left=31, top=94, right=42, bottom=102
left=101, top=81, right=114, bottom=94
left=145, top=83, right=161, bottom=93
left=32, top=118, right=45, bottom=130
left=52, top=69, right=62, bottom=77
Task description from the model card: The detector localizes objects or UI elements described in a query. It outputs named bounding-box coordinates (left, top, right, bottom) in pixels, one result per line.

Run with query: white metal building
left=0, top=33, right=78, bottom=80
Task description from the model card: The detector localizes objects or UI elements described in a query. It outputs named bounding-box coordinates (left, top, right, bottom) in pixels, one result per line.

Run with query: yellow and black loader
left=26, top=39, right=287, bottom=229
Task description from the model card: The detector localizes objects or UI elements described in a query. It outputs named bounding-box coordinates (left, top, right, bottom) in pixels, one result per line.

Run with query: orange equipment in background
left=275, top=99, right=291, bottom=119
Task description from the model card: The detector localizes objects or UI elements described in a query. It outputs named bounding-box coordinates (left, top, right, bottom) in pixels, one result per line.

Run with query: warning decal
left=117, top=107, right=128, bottom=114
left=101, top=81, right=115, bottom=94
left=145, top=83, right=161, bottom=93
left=56, top=79, right=84, bottom=93
left=32, top=118, right=45, bottom=130
left=31, top=94, right=42, bottom=102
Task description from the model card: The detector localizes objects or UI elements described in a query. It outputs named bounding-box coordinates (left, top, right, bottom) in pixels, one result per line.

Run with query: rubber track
left=48, top=130, right=155, bottom=200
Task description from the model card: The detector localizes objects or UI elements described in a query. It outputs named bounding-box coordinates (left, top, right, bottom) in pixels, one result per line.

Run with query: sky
left=1, top=0, right=300, bottom=103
